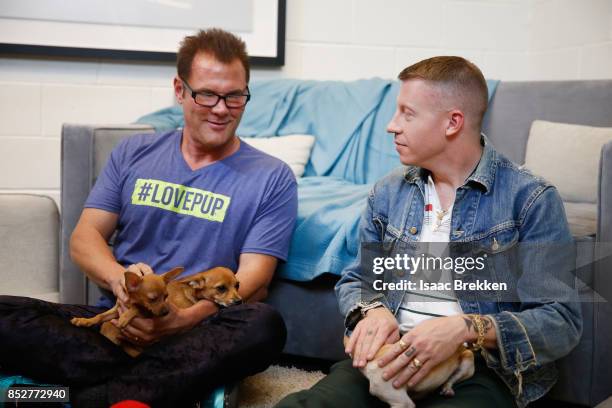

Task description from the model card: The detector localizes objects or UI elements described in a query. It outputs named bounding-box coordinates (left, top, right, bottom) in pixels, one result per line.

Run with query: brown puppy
left=167, top=266, right=242, bottom=309
left=71, top=266, right=242, bottom=357
left=362, top=344, right=474, bottom=408
left=71, top=267, right=184, bottom=357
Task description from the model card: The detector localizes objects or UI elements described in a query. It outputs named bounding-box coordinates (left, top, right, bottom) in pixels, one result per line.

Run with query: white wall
left=0, top=59, right=177, bottom=206
left=282, top=0, right=612, bottom=81
left=530, top=0, right=612, bottom=80
left=1, top=0, right=611, bottom=207
left=283, top=0, right=533, bottom=81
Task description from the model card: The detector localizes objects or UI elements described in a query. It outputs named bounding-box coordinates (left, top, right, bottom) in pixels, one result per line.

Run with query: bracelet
left=360, top=301, right=384, bottom=317
left=345, top=296, right=384, bottom=330
left=469, top=314, right=486, bottom=351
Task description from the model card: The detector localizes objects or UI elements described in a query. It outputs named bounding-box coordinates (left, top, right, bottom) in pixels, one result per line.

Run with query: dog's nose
left=233, top=299, right=243, bottom=306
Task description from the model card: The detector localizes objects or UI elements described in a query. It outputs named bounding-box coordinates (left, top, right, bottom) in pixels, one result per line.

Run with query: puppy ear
left=188, top=276, right=206, bottom=289
left=162, top=267, right=184, bottom=283
left=124, top=271, right=142, bottom=293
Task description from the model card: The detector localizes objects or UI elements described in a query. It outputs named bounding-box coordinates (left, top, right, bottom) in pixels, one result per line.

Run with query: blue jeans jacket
left=335, top=137, right=582, bottom=407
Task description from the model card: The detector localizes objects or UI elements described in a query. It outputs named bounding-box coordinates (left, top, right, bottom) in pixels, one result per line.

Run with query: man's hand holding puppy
left=110, top=263, right=155, bottom=307
left=115, top=253, right=277, bottom=347
left=376, top=314, right=496, bottom=389
left=345, top=304, right=496, bottom=389
left=345, top=306, right=399, bottom=368
left=116, top=301, right=212, bottom=347
left=109, top=262, right=216, bottom=346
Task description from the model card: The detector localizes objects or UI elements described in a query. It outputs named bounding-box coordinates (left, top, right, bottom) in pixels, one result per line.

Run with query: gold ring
left=412, top=358, right=423, bottom=369
left=398, top=340, right=408, bottom=350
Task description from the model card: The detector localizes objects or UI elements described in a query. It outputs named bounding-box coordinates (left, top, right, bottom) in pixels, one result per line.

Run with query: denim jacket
left=335, top=137, right=582, bottom=407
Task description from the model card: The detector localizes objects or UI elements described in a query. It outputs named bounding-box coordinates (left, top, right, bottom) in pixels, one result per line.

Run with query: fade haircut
left=398, top=56, right=488, bottom=131
left=177, top=28, right=250, bottom=83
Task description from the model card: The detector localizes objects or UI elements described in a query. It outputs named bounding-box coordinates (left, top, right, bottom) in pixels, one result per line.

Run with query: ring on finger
left=398, top=340, right=408, bottom=350
left=411, top=358, right=423, bottom=369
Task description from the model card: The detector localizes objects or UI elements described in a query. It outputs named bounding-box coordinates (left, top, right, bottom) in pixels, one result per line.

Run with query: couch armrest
left=597, top=141, right=612, bottom=241
left=60, top=123, right=154, bottom=304
left=0, top=194, right=59, bottom=301
left=592, top=140, right=612, bottom=405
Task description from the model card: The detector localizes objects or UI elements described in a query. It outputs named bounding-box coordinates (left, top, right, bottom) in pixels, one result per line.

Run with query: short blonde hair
left=398, top=56, right=488, bottom=131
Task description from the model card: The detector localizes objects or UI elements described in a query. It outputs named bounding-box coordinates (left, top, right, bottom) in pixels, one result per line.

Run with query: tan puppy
left=71, top=266, right=241, bottom=357
left=167, top=266, right=242, bottom=309
left=364, top=344, right=474, bottom=408
left=71, top=267, right=184, bottom=357
left=344, top=337, right=474, bottom=408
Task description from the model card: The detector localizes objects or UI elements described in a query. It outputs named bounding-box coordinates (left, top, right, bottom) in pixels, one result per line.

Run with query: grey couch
left=54, top=80, right=612, bottom=407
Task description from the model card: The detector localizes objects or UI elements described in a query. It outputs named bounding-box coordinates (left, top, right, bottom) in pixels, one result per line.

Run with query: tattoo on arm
left=463, top=316, right=474, bottom=333
left=463, top=315, right=494, bottom=334
left=481, top=316, right=493, bottom=334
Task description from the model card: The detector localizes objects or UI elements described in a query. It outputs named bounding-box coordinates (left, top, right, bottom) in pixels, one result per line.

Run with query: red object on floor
left=110, top=400, right=151, bottom=408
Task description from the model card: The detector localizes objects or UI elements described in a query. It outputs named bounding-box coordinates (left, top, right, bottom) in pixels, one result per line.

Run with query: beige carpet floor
left=238, top=365, right=325, bottom=408
left=596, top=396, right=612, bottom=408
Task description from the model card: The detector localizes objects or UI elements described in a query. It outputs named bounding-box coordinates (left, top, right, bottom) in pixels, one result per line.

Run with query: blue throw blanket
left=136, top=78, right=499, bottom=281
left=280, top=177, right=371, bottom=281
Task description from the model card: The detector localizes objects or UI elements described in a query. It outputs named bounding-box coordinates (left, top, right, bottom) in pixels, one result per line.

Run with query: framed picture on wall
left=0, top=0, right=285, bottom=66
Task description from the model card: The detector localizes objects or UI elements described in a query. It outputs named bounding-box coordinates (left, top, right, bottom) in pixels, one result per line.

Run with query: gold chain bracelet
left=469, top=314, right=486, bottom=351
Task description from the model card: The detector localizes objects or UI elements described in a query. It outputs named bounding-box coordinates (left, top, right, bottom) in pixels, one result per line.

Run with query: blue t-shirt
left=85, top=130, right=297, bottom=281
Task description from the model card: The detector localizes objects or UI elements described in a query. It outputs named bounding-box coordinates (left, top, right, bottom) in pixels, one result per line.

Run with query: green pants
left=276, top=356, right=516, bottom=408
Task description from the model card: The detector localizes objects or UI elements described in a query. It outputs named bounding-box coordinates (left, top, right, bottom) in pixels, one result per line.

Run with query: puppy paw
left=71, top=317, right=91, bottom=327
left=440, top=386, right=455, bottom=397
left=122, top=343, right=143, bottom=358
left=116, top=318, right=130, bottom=329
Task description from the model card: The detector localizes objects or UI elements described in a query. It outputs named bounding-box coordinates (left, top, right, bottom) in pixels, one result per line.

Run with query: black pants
left=0, top=295, right=286, bottom=407
left=276, top=357, right=516, bottom=408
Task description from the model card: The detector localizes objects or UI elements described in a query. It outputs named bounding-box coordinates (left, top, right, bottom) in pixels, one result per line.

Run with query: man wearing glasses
left=0, top=29, right=297, bottom=407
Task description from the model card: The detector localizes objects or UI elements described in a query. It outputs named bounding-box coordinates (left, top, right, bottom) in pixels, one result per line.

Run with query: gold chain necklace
left=427, top=180, right=450, bottom=232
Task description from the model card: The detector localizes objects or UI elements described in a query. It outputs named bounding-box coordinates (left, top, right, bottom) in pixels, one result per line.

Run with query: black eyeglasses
left=181, top=79, right=250, bottom=108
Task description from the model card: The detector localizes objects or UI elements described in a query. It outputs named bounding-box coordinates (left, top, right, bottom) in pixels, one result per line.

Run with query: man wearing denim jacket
left=276, top=57, right=582, bottom=408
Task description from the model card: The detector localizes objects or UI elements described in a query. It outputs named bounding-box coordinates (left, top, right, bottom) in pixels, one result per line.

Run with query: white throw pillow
left=241, top=134, right=315, bottom=177
left=524, top=120, right=612, bottom=203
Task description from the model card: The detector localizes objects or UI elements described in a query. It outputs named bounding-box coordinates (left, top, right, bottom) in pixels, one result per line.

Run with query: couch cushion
left=482, top=80, right=612, bottom=165
left=241, top=134, right=315, bottom=177
left=0, top=194, right=59, bottom=301
left=266, top=275, right=345, bottom=361
left=564, top=201, right=597, bottom=238
left=525, top=120, right=612, bottom=203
